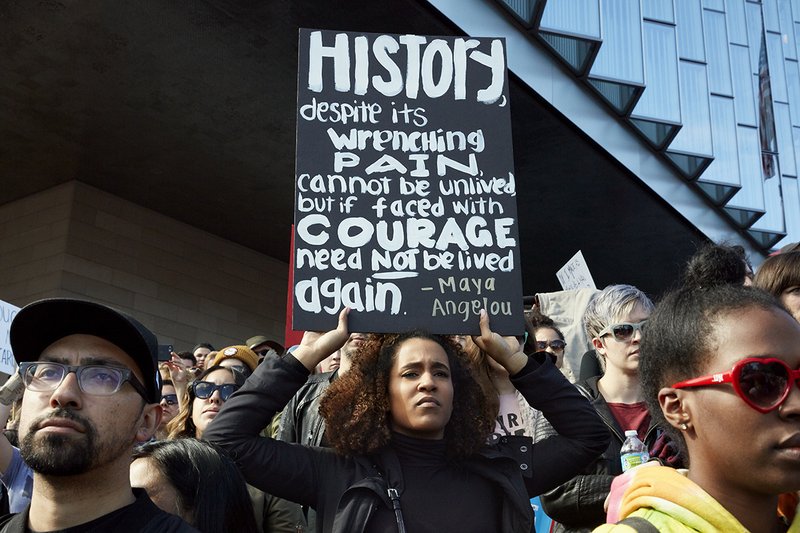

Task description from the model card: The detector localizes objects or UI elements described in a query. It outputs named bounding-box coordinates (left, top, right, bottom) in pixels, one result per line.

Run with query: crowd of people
left=1, top=241, right=799, bottom=532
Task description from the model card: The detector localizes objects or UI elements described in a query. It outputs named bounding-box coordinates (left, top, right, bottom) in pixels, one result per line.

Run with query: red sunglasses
left=672, top=357, right=800, bottom=413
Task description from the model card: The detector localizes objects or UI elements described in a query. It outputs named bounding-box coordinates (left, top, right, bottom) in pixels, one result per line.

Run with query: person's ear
left=136, top=403, right=162, bottom=443
left=591, top=337, right=606, bottom=355
left=659, top=387, right=691, bottom=431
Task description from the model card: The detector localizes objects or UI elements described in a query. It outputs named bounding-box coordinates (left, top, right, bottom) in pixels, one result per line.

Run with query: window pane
left=632, top=22, right=681, bottom=122
left=704, top=9, right=733, bottom=96
left=642, top=0, right=674, bottom=23
left=589, top=0, right=644, bottom=84
left=676, top=0, right=706, bottom=61
left=775, top=102, right=796, bottom=176
left=727, top=0, right=748, bottom=46
left=728, top=125, right=766, bottom=211
left=731, top=44, right=757, bottom=125
left=668, top=61, right=713, bottom=155
left=768, top=31, right=788, bottom=103
left=703, top=96, right=741, bottom=187
left=539, top=0, right=601, bottom=39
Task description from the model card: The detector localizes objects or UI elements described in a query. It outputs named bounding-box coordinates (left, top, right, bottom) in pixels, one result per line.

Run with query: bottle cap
left=624, top=430, right=638, bottom=437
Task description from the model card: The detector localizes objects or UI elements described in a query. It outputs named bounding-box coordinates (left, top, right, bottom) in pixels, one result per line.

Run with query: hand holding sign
left=293, top=307, right=350, bottom=372
left=474, top=309, right=527, bottom=375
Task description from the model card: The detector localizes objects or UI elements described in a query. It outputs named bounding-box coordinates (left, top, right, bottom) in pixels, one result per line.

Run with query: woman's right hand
left=165, top=353, right=190, bottom=384
left=292, top=307, right=350, bottom=372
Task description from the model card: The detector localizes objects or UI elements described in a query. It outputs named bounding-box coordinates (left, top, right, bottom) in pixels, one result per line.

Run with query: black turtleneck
left=366, top=432, right=501, bottom=533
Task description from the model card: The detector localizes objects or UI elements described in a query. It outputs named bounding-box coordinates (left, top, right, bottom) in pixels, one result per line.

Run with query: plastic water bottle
left=620, top=430, right=649, bottom=472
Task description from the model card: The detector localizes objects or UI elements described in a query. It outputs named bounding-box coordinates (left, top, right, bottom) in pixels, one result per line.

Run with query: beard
left=20, top=408, right=134, bottom=476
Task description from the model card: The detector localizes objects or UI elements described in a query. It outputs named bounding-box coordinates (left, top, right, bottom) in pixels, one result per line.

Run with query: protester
left=191, top=343, right=214, bottom=371
left=597, top=285, right=800, bottom=532
left=131, top=439, right=258, bottom=533
left=205, top=345, right=259, bottom=373
left=275, top=332, right=366, bottom=531
left=156, top=380, right=180, bottom=440
left=165, top=365, right=303, bottom=532
left=246, top=336, right=284, bottom=363
left=166, top=365, right=245, bottom=440
left=753, top=251, right=800, bottom=322
left=4, top=298, right=196, bottom=531
left=682, top=241, right=754, bottom=288
left=206, top=308, right=608, bottom=532
left=541, top=285, right=675, bottom=533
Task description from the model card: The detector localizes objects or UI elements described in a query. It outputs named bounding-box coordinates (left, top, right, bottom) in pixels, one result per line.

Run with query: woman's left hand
left=473, top=309, right=528, bottom=375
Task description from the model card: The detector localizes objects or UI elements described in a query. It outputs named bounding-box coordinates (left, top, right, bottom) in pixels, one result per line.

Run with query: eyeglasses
left=191, top=381, right=239, bottom=401
left=19, top=362, right=148, bottom=399
left=160, top=393, right=178, bottom=406
left=672, top=357, right=800, bottom=413
left=535, top=339, right=566, bottom=352
left=597, top=321, right=647, bottom=342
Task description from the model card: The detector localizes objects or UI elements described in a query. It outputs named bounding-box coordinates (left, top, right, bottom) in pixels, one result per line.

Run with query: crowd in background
left=2, top=242, right=800, bottom=532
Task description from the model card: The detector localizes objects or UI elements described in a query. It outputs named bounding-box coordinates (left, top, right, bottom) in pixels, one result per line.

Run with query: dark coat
left=205, top=352, right=609, bottom=533
left=540, top=376, right=662, bottom=533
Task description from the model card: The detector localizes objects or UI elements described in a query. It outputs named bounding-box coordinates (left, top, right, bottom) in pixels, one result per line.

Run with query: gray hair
left=583, top=284, right=655, bottom=340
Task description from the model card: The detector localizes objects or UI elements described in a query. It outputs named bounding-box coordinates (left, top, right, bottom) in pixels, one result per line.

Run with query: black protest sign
left=293, top=29, right=523, bottom=335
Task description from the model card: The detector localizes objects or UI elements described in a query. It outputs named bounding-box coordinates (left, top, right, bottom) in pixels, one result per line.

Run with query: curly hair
left=319, top=331, right=495, bottom=460
left=682, top=242, right=752, bottom=289
left=640, top=285, right=784, bottom=463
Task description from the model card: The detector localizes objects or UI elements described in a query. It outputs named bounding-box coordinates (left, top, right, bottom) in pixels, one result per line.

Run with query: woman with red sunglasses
left=598, top=285, right=800, bottom=532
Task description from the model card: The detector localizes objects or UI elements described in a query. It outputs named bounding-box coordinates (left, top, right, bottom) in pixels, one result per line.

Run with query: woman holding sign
left=205, top=309, right=608, bottom=532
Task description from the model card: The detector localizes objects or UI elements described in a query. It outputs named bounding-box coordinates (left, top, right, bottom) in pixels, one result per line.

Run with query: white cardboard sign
left=556, top=250, right=597, bottom=291
left=0, top=300, right=19, bottom=375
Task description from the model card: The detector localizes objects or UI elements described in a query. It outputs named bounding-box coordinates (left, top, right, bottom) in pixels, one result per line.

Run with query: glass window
left=746, top=2, right=764, bottom=70
left=539, top=0, right=601, bottom=39
left=775, top=102, right=796, bottom=176
left=703, top=96, right=741, bottom=187
left=632, top=22, right=681, bottom=123
left=589, top=0, right=644, bottom=84
left=780, top=1, right=797, bottom=60
left=704, top=9, right=733, bottom=96
left=752, top=173, right=786, bottom=234
left=768, top=32, right=789, bottom=103
left=703, top=0, right=724, bottom=12
left=668, top=61, right=713, bottom=156
left=788, top=60, right=800, bottom=127
left=728, top=125, right=766, bottom=211
left=731, top=44, right=757, bottom=125
left=774, top=177, right=800, bottom=250
left=676, top=0, right=706, bottom=61
left=642, top=0, right=674, bottom=23
left=727, top=0, right=749, bottom=46
left=763, top=0, right=780, bottom=33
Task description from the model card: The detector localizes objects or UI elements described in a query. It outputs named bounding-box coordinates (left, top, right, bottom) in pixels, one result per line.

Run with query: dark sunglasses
left=192, top=381, right=239, bottom=401
left=672, top=357, right=800, bottom=413
left=597, top=320, right=647, bottom=342
left=160, top=393, right=178, bottom=406
left=535, top=339, right=566, bottom=352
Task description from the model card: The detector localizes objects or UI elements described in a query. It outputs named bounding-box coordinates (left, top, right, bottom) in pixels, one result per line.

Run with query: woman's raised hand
left=293, top=307, right=350, bottom=372
left=474, top=309, right=528, bottom=375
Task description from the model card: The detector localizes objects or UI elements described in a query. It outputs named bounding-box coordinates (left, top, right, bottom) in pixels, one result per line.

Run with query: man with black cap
left=1, top=298, right=197, bottom=532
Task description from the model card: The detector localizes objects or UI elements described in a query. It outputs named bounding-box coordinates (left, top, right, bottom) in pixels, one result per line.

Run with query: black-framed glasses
left=19, top=362, right=148, bottom=399
left=160, top=393, right=178, bottom=406
left=597, top=320, right=647, bottom=342
left=192, top=381, right=239, bottom=401
left=535, top=339, right=567, bottom=352
left=672, top=357, right=800, bottom=413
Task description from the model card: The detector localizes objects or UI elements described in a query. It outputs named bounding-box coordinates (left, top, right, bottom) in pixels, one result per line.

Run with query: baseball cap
left=10, top=298, right=161, bottom=403
left=207, top=345, right=259, bottom=371
left=245, top=335, right=284, bottom=354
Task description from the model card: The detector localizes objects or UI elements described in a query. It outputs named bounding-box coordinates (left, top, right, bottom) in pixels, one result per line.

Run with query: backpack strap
left=616, top=516, right=659, bottom=533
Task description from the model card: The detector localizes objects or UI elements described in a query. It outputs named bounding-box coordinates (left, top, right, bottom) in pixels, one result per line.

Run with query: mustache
left=30, top=408, right=92, bottom=433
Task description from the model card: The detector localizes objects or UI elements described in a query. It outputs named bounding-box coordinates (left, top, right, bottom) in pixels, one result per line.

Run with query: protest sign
left=293, top=29, right=523, bottom=334
left=556, top=250, right=597, bottom=291
left=0, top=300, right=19, bottom=375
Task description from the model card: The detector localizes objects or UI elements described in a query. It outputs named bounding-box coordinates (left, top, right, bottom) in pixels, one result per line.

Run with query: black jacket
left=277, top=369, right=336, bottom=447
left=205, top=352, right=609, bottom=533
left=540, top=376, right=661, bottom=533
